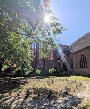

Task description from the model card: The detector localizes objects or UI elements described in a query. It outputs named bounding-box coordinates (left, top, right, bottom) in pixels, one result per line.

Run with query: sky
left=50, top=0, right=90, bottom=45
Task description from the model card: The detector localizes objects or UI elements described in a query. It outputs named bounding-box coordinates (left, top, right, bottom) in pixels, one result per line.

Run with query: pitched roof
left=69, top=32, right=90, bottom=53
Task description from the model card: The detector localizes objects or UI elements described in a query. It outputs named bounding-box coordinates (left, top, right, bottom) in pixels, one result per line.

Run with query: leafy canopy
left=0, top=0, right=65, bottom=72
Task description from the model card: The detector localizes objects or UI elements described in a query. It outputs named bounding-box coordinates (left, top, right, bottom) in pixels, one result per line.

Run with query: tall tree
left=0, top=0, right=65, bottom=72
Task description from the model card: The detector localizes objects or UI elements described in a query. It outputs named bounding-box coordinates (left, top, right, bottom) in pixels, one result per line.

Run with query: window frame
left=80, top=54, right=87, bottom=68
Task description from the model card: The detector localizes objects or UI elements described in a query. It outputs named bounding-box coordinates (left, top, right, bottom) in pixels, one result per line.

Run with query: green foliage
left=35, top=69, right=41, bottom=74
left=0, top=32, right=33, bottom=72
left=0, top=0, right=65, bottom=73
left=49, top=68, right=56, bottom=74
left=2, top=65, right=8, bottom=71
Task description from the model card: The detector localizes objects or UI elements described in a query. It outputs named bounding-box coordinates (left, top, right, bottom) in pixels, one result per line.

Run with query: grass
left=84, top=101, right=90, bottom=109
left=69, top=76, right=90, bottom=81
left=51, top=75, right=90, bottom=81
left=78, top=100, right=90, bottom=109
left=12, top=76, right=86, bottom=98
left=0, top=75, right=90, bottom=108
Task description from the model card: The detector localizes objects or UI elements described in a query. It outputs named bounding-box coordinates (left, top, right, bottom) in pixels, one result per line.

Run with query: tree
left=0, top=0, right=65, bottom=73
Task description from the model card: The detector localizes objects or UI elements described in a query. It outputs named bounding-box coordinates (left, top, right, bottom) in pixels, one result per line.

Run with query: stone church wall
left=72, top=46, right=90, bottom=76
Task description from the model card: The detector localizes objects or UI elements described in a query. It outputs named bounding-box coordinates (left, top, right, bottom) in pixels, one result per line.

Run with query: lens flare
left=40, top=0, right=72, bottom=74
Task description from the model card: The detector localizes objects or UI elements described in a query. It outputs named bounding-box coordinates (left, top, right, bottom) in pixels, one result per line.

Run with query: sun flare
left=44, top=15, right=50, bottom=23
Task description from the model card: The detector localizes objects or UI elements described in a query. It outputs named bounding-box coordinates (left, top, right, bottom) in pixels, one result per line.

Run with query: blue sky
left=50, top=0, right=90, bottom=45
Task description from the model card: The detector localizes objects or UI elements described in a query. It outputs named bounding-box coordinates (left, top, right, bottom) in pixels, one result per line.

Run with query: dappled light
left=0, top=0, right=90, bottom=108
left=0, top=77, right=86, bottom=108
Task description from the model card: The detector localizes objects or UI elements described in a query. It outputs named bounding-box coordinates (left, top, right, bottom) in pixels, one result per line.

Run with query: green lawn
left=51, top=75, right=90, bottom=81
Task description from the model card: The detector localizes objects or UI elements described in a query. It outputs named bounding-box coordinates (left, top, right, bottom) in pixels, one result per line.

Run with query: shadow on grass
left=0, top=77, right=27, bottom=94
left=0, top=86, right=82, bottom=108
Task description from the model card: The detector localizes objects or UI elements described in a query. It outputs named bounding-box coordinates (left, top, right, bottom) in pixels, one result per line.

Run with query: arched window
left=80, top=55, right=87, bottom=68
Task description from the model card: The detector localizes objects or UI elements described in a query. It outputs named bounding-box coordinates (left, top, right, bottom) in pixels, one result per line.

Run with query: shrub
left=35, top=69, right=41, bottom=74
left=49, top=68, right=56, bottom=74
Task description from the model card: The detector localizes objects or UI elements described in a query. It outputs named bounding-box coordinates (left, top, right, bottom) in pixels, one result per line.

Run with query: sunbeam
left=40, top=0, right=72, bottom=73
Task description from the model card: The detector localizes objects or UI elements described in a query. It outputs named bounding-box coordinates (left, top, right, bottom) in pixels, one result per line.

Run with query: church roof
left=69, top=32, right=90, bottom=53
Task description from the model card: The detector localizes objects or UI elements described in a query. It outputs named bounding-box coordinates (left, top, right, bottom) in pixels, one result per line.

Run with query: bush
left=35, top=69, right=41, bottom=74
left=49, top=68, right=56, bottom=74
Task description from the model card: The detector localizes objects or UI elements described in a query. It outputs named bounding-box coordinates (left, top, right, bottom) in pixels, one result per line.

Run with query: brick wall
left=72, top=46, right=90, bottom=76
left=32, top=48, right=57, bottom=69
left=32, top=46, right=68, bottom=70
left=32, top=43, right=90, bottom=76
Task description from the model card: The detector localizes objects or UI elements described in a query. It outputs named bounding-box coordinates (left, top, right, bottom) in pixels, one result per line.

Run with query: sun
left=44, top=15, right=50, bottom=23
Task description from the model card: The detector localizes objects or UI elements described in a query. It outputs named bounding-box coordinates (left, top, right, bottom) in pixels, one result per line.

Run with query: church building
left=32, top=32, right=90, bottom=76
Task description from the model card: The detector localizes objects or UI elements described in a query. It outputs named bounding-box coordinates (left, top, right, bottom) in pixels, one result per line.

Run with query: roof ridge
left=69, top=32, right=90, bottom=53
left=70, top=32, right=90, bottom=46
